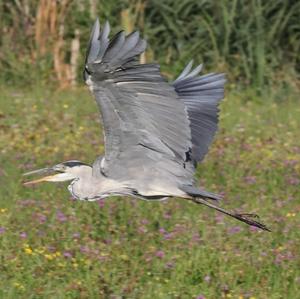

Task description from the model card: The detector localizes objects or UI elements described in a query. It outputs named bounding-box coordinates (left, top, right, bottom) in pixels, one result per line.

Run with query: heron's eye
left=54, top=165, right=66, bottom=172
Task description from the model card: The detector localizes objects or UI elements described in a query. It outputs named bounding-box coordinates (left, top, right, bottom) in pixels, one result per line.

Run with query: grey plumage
left=173, top=64, right=225, bottom=162
left=86, top=22, right=193, bottom=194
left=24, top=19, right=270, bottom=231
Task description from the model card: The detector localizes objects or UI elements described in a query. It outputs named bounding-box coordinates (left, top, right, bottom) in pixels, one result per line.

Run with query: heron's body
left=24, top=19, right=270, bottom=231
left=64, top=161, right=190, bottom=200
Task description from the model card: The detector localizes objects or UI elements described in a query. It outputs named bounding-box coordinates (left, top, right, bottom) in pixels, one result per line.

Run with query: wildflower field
left=0, top=85, right=299, bottom=299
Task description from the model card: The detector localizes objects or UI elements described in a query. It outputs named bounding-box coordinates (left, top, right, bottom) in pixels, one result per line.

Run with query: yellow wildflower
left=120, top=254, right=129, bottom=261
left=84, top=259, right=91, bottom=265
left=24, top=247, right=33, bottom=255
left=44, top=254, right=54, bottom=260
left=286, top=213, right=296, bottom=217
left=54, top=251, right=61, bottom=257
left=13, top=282, right=25, bottom=290
left=35, top=248, right=45, bottom=254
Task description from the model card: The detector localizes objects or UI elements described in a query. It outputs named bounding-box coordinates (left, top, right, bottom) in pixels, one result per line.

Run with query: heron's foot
left=234, top=213, right=271, bottom=232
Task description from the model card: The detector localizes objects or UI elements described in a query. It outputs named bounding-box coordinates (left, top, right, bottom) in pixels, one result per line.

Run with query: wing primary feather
left=87, top=18, right=101, bottom=63
left=103, top=31, right=126, bottom=62
left=122, top=38, right=147, bottom=61
left=183, top=64, right=203, bottom=79
left=95, top=20, right=110, bottom=62
left=114, top=31, right=140, bottom=60
left=173, top=60, right=193, bottom=83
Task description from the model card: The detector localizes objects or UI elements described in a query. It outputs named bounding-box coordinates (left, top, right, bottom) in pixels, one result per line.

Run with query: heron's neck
left=69, top=169, right=128, bottom=200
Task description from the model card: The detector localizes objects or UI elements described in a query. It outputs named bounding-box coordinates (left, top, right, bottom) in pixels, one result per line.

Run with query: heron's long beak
left=23, top=168, right=52, bottom=176
left=23, top=171, right=75, bottom=186
left=23, top=175, right=59, bottom=185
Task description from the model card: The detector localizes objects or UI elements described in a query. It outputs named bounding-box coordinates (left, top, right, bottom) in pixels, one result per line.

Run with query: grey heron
left=24, top=19, right=269, bottom=231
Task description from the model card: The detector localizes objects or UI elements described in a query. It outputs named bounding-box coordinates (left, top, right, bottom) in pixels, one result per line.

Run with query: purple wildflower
left=138, top=226, right=147, bottom=234
left=37, top=230, right=46, bottom=237
left=273, top=249, right=295, bottom=265
left=204, top=275, right=211, bottom=283
left=165, top=261, right=175, bottom=269
left=80, top=246, right=90, bottom=254
left=173, top=224, right=185, bottom=233
left=63, top=251, right=72, bottom=258
left=286, top=176, right=300, bottom=186
left=72, top=232, right=80, bottom=239
left=56, top=210, right=67, bottom=222
left=141, top=219, right=149, bottom=225
left=98, top=255, right=109, bottom=261
left=0, top=227, right=5, bottom=234
left=284, top=159, right=297, bottom=167
left=163, top=212, right=171, bottom=219
left=249, top=226, right=259, bottom=232
left=98, top=199, right=105, bottom=208
left=47, top=246, right=56, bottom=252
left=20, top=232, right=27, bottom=239
left=155, top=250, right=165, bottom=258
left=18, top=199, right=37, bottom=206
left=159, top=228, right=166, bottom=234
left=196, top=295, right=206, bottom=299
left=244, top=176, right=256, bottom=184
left=103, top=239, right=112, bottom=245
left=38, top=214, right=47, bottom=224
left=228, top=226, right=242, bottom=234
left=163, top=233, right=174, bottom=240
left=215, top=213, right=224, bottom=224
left=191, top=233, right=201, bottom=243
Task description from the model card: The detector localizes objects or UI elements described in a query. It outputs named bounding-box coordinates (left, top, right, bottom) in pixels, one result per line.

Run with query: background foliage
left=0, top=0, right=299, bottom=91
left=0, top=1, right=299, bottom=298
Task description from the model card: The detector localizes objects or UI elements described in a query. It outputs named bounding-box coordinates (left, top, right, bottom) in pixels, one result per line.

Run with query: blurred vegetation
left=0, top=0, right=299, bottom=92
left=0, top=87, right=299, bottom=298
left=0, top=2, right=300, bottom=297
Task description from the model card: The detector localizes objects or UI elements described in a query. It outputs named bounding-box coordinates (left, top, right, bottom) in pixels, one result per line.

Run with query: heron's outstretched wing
left=173, top=61, right=226, bottom=162
left=84, top=20, right=193, bottom=190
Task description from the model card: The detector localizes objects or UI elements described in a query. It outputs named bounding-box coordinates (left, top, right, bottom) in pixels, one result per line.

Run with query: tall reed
left=0, top=0, right=299, bottom=91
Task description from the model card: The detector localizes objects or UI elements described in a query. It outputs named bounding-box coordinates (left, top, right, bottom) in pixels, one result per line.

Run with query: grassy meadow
left=0, top=85, right=299, bottom=299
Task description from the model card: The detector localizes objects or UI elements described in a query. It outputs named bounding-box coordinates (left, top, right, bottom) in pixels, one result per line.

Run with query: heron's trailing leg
left=189, top=197, right=271, bottom=231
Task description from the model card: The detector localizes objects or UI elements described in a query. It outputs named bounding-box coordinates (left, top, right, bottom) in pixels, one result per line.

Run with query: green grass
left=0, top=86, right=299, bottom=299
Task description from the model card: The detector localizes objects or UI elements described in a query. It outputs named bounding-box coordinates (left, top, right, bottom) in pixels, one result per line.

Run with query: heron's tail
left=180, top=184, right=222, bottom=201
left=180, top=185, right=270, bottom=231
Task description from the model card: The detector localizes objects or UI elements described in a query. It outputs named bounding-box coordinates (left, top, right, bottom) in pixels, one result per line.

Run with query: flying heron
left=24, top=19, right=269, bottom=231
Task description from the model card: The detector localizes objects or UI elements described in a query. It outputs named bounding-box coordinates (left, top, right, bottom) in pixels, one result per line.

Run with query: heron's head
left=23, top=161, right=91, bottom=185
